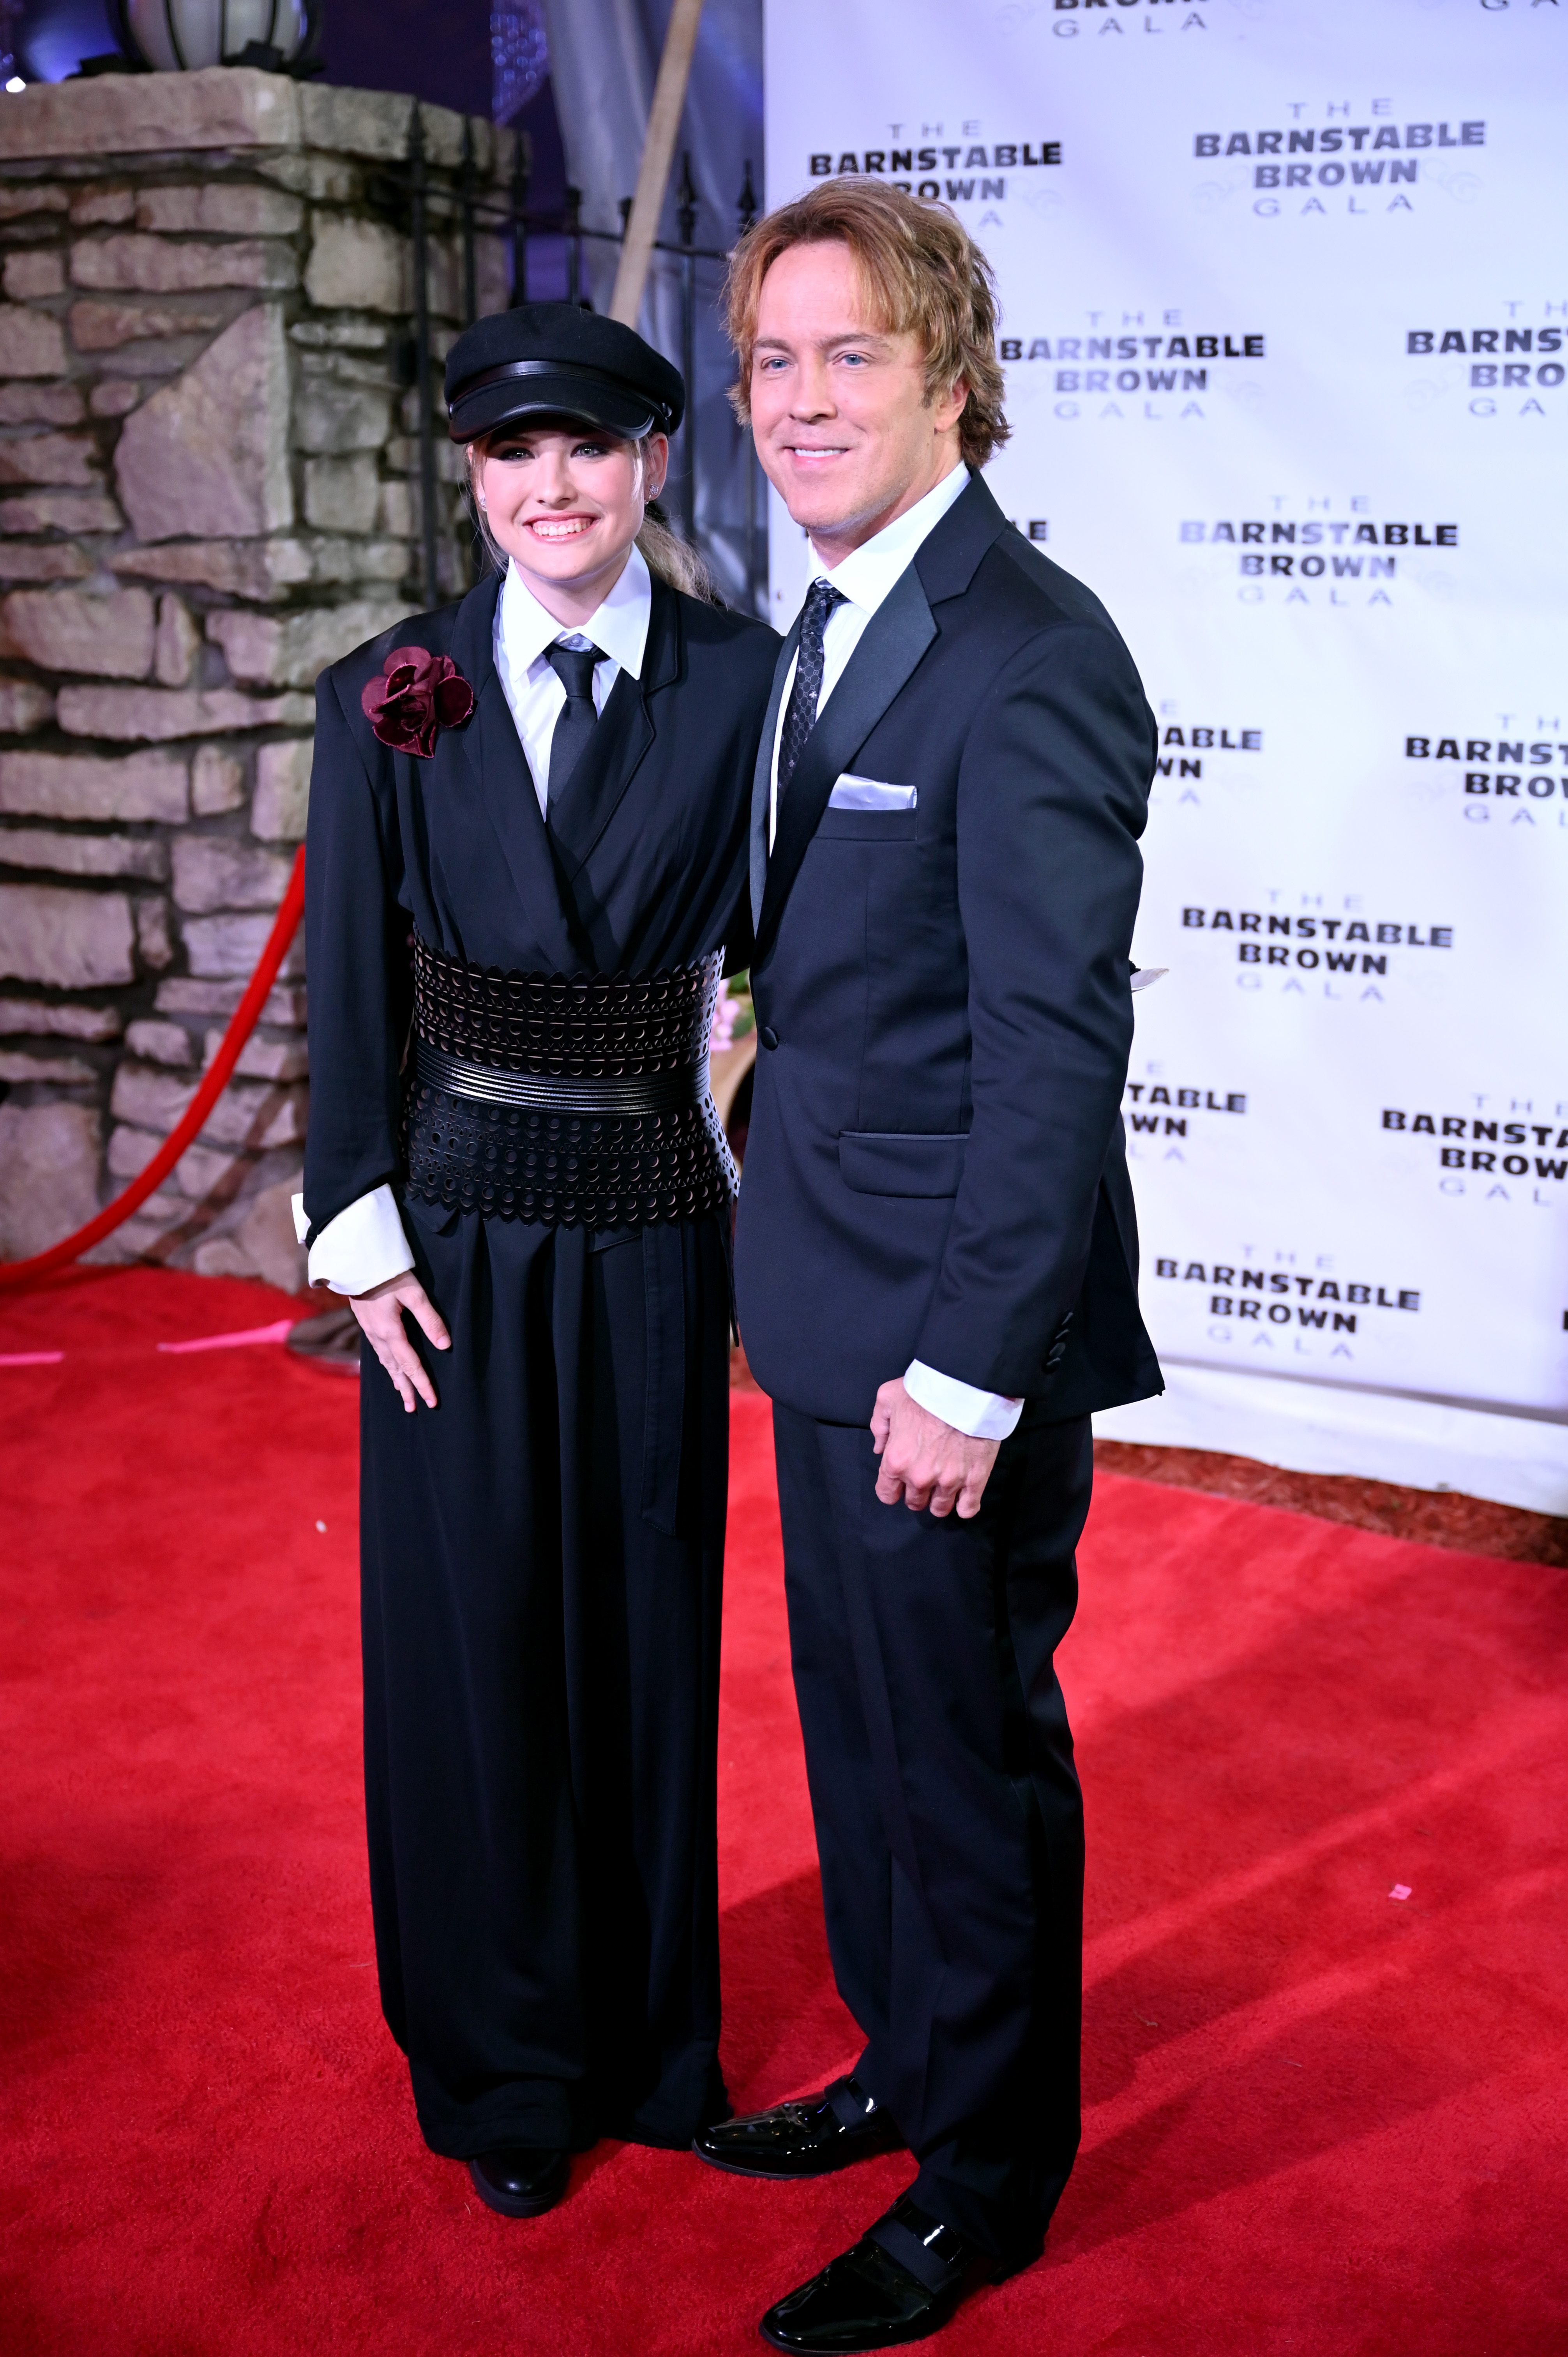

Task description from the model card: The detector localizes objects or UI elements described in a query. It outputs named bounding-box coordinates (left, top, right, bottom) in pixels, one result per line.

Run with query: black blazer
left=733, top=470, right=1163, bottom=1425
left=301, top=569, right=779, bottom=1239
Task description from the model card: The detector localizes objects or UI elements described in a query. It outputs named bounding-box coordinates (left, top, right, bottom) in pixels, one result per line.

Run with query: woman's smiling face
left=472, top=417, right=668, bottom=614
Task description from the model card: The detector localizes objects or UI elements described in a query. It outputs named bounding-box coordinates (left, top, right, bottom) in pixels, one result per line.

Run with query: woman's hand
left=350, top=1272, right=451, bottom=1413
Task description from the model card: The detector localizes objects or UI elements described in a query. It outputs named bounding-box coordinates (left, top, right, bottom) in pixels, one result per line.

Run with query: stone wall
left=0, top=69, right=513, bottom=1286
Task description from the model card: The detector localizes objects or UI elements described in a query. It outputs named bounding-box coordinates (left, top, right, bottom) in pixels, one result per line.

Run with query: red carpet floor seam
left=0, top=1267, right=1563, bottom=2355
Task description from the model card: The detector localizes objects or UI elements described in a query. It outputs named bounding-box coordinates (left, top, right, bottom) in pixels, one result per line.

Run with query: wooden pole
left=608, top=0, right=705, bottom=328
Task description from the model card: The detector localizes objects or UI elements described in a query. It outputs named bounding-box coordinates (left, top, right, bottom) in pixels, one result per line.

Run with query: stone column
left=0, top=69, right=512, bottom=1286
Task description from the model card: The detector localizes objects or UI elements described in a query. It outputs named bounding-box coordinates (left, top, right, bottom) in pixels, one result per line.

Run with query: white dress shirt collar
left=768, top=464, right=973, bottom=841
left=496, top=539, right=652, bottom=680
left=815, top=461, right=971, bottom=620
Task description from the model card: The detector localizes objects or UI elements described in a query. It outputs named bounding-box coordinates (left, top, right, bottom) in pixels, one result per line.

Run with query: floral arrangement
left=712, top=972, right=755, bottom=1054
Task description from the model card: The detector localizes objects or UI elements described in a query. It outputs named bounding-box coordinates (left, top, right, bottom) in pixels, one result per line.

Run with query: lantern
left=111, top=0, right=322, bottom=73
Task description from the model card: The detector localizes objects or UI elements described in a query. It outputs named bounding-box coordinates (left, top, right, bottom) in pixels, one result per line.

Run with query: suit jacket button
left=759, top=1025, right=779, bottom=1050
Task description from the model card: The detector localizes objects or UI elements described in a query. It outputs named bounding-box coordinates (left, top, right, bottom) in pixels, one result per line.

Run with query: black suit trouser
left=771, top=1402, right=1091, bottom=2260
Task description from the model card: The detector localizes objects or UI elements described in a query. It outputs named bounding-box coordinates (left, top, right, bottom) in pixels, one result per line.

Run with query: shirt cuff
left=904, top=1360, right=1023, bottom=1442
left=290, top=1184, right=415, bottom=1296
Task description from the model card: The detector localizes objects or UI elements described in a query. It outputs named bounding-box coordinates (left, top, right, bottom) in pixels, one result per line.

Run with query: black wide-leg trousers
left=359, top=1209, right=731, bottom=2160
left=771, top=1403, right=1093, bottom=2260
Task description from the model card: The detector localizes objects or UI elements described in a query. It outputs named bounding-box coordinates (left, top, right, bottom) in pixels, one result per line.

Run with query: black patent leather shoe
left=694, top=2076, right=903, bottom=2180
left=467, top=2145, right=569, bottom=2219
left=759, top=2194, right=994, bottom=2351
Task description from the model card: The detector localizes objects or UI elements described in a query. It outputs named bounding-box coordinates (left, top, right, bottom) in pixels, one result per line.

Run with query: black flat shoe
left=468, top=2145, right=569, bottom=2219
left=694, top=2076, right=902, bottom=2180
left=759, top=2194, right=996, bottom=2351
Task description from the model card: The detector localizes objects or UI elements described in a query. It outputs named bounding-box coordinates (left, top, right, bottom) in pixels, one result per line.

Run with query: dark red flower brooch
left=361, top=645, right=475, bottom=757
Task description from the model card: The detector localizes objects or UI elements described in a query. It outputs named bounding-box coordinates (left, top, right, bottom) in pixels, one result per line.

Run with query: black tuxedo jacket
left=301, top=569, right=778, bottom=1238
left=733, top=471, right=1163, bottom=1425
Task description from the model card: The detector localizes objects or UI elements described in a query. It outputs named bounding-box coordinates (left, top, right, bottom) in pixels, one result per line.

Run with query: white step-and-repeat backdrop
left=762, top=0, right=1567, bottom=1510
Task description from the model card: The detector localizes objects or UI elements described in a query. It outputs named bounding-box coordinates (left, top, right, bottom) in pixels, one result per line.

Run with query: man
left=696, top=182, right=1163, bottom=2349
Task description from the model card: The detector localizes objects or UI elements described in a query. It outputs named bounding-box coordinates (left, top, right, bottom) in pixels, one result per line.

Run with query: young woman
left=295, top=307, right=778, bottom=2217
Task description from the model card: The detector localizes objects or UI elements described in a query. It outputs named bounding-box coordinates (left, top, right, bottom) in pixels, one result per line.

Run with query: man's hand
left=350, top=1271, right=450, bottom=1413
left=871, top=1378, right=999, bottom=1520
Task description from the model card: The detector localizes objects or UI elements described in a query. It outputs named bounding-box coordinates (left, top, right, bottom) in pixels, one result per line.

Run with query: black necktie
left=776, top=578, right=846, bottom=802
left=544, top=639, right=606, bottom=806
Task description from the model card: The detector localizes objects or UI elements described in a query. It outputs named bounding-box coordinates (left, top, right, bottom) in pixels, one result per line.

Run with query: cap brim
left=447, top=369, right=662, bottom=444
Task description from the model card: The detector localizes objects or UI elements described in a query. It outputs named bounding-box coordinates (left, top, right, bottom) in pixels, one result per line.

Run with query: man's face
left=749, top=240, right=966, bottom=557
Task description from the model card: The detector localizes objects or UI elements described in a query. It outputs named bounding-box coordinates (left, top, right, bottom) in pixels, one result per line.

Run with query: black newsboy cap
left=445, top=304, right=685, bottom=443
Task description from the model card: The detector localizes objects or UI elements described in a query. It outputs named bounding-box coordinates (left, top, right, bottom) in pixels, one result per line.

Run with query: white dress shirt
left=494, top=541, right=651, bottom=814
left=291, top=550, right=653, bottom=1295
left=769, top=463, right=1022, bottom=1444
left=768, top=461, right=969, bottom=848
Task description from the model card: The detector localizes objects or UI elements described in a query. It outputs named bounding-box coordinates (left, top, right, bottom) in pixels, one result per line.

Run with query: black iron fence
left=378, top=110, right=766, bottom=617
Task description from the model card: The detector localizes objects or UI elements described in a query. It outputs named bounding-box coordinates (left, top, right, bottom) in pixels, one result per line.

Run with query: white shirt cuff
left=291, top=1184, right=415, bottom=1296
left=904, top=1359, right=1023, bottom=1442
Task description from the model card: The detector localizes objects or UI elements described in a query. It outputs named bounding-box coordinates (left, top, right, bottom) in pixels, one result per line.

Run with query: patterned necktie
left=544, top=639, right=606, bottom=806
left=776, top=578, right=846, bottom=802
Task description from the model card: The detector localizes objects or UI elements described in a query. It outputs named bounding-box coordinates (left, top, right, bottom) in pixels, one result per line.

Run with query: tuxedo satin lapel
left=449, top=571, right=500, bottom=710
left=450, top=574, right=581, bottom=972
left=914, top=468, right=1009, bottom=605
left=751, top=613, right=801, bottom=931
left=756, top=563, right=936, bottom=951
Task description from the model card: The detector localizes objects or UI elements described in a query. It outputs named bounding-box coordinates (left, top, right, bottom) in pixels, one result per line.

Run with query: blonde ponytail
left=636, top=497, right=715, bottom=601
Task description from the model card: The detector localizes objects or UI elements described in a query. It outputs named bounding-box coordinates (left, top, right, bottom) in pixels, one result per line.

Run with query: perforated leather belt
left=412, top=1034, right=711, bottom=1117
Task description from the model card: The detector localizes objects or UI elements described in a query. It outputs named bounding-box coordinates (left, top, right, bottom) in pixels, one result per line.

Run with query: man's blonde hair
left=723, top=178, right=1010, bottom=468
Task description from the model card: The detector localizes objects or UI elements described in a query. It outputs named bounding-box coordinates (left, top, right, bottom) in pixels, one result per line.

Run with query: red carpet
left=1, top=1267, right=1563, bottom=2355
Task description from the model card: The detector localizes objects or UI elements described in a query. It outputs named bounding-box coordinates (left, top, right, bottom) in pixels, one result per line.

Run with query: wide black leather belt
left=412, top=1035, right=710, bottom=1116
left=401, top=938, right=735, bottom=1228
left=409, top=935, right=722, bottom=1078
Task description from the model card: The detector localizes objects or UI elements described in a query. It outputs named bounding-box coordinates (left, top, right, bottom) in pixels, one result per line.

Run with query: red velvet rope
left=0, top=846, right=307, bottom=1290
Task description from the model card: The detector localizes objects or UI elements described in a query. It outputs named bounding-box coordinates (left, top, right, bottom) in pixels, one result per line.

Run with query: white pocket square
left=828, top=774, right=918, bottom=811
